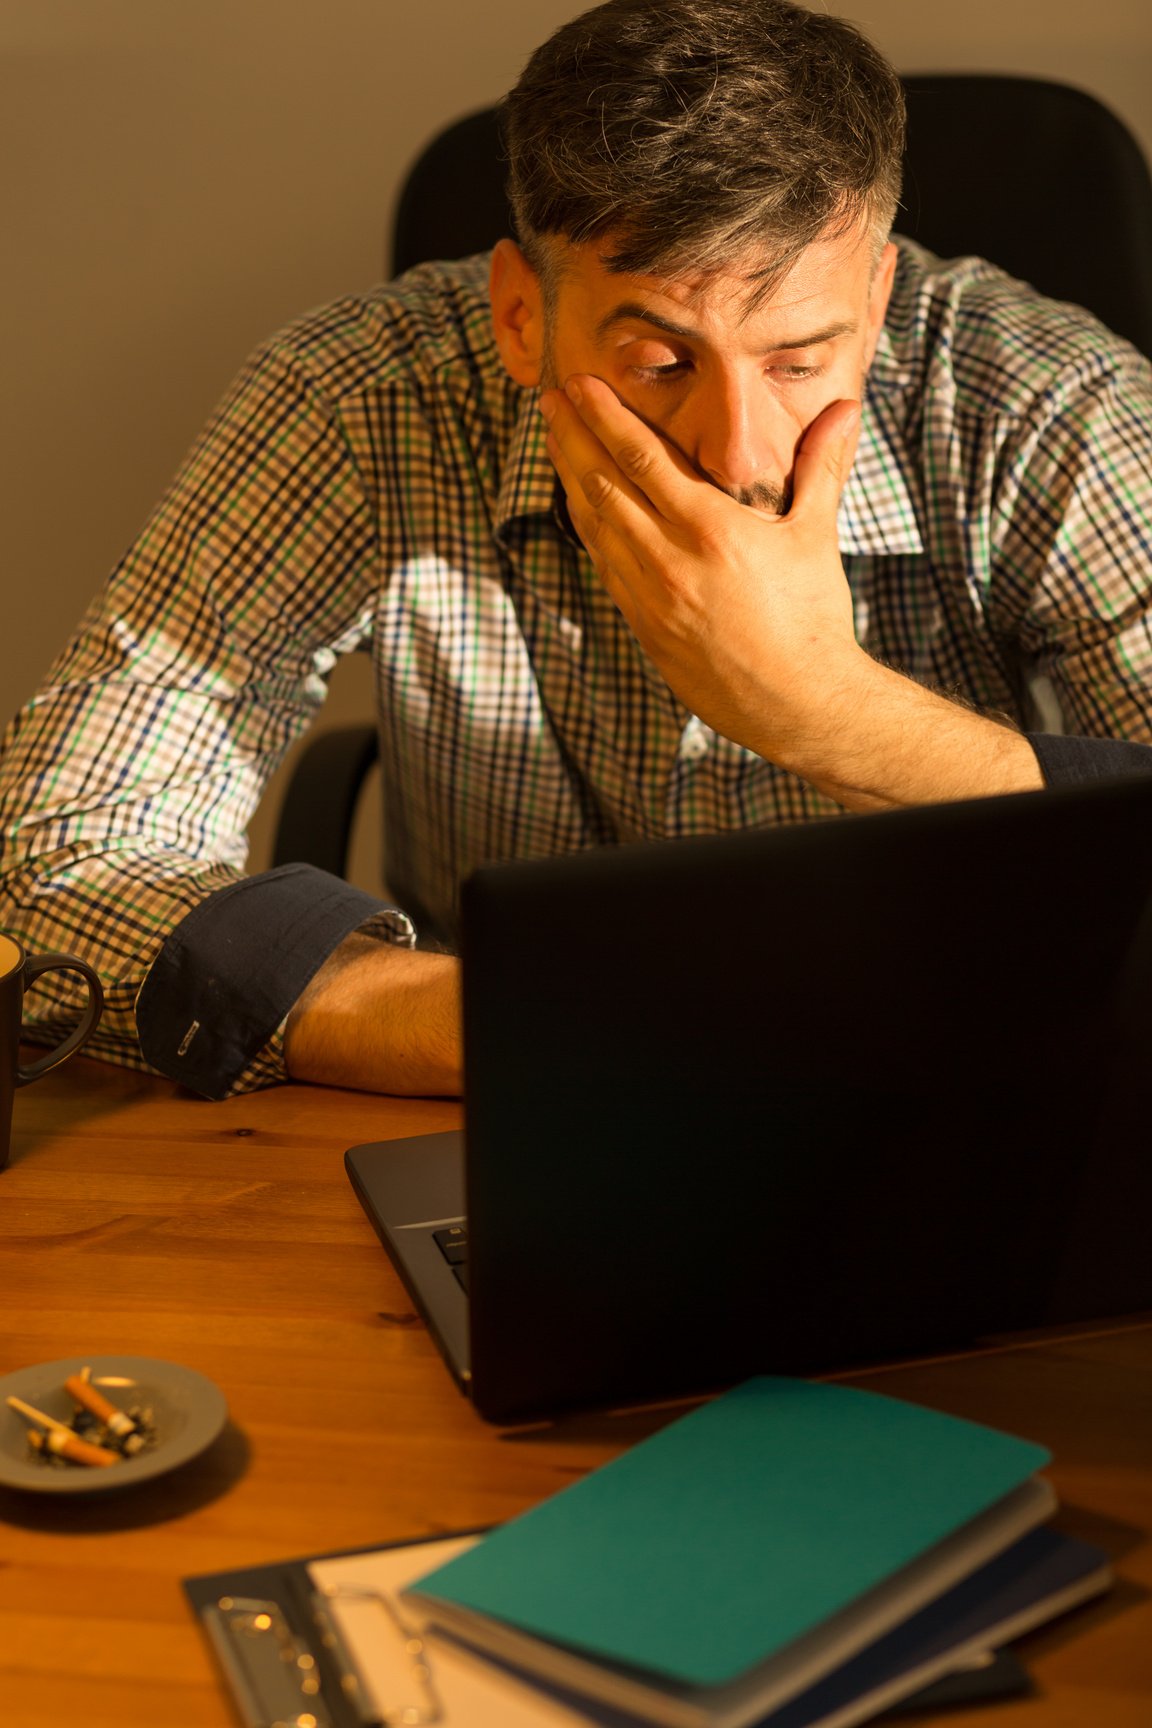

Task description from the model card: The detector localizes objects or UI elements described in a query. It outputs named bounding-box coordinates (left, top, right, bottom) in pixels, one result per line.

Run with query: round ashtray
left=0, top=1354, right=228, bottom=1494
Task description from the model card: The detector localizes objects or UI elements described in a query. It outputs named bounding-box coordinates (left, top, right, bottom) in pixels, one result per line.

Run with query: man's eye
left=768, top=364, right=820, bottom=381
left=633, top=361, right=693, bottom=384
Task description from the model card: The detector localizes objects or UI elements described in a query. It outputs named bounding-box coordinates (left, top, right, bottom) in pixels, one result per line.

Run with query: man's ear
left=863, top=241, right=898, bottom=367
left=489, top=239, right=546, bottom=386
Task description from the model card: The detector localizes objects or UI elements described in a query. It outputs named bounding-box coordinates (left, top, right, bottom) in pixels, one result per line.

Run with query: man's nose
left=692, top=376, right=796, bottom=500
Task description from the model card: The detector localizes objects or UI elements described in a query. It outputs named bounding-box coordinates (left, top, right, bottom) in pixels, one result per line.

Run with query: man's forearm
left=767, top=653, right=1043, bottom=810
left=284, top=934, right=463, bottom=1095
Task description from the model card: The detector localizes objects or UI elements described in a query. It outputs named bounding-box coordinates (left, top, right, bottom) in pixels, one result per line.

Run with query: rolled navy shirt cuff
left=1027, top=732, right=1152, bottom=787
left=135, top=863, right=415, bottom=1099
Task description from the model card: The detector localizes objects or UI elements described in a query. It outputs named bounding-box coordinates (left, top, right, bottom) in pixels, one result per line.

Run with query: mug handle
left=16, top=953, right=105, bottom=1085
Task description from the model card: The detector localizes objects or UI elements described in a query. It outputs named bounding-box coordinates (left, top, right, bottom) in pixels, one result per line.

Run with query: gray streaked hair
left=500, top=0, right=905, bottom=296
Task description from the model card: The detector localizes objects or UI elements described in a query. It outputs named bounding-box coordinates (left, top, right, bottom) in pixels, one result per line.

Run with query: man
left=2, top=0, right=1152, bottom=1101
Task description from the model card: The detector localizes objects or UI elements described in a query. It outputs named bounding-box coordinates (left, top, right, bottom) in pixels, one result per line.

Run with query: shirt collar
left=496, top=341, right=925, bottom=559
left=838, top=326, right=924, bottom=557
left=496, top=390, right=565, bottom=538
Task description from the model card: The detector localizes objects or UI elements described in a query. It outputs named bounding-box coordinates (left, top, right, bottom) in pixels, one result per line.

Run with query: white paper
left=308, top=1536, right=614, bottom=1727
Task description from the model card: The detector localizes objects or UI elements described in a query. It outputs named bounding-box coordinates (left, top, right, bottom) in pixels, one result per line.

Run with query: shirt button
left=679, top=719, right=710, bottom=762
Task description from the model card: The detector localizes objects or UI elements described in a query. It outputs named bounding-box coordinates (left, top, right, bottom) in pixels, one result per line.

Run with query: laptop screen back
left=458, top=778, right=1152, bottom=1421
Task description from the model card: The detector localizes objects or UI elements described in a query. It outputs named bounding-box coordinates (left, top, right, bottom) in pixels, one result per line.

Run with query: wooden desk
left=1, top=1058, right=1149, bottom=1727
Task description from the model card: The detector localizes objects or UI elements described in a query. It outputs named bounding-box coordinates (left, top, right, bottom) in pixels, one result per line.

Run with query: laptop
left=346, top=775, right=1152, bottom=1423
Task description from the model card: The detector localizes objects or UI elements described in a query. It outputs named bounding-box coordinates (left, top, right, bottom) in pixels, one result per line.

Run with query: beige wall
left=4, top=0, right=1150, bottom=882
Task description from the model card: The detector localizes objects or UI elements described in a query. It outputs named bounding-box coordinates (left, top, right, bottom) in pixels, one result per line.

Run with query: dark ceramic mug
left=1, top=932, right=104, bottom=1172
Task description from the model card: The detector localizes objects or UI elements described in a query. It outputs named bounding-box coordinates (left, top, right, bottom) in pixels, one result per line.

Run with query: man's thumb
left=791, top=399, right=861, bottom=515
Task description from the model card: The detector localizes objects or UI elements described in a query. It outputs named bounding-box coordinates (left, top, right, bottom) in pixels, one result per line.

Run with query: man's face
left=531, top=223, right=896, bottom=513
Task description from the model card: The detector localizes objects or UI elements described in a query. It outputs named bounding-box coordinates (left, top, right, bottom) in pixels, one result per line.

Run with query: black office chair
left=272, top=75, right=1152, bottom=879
left=388, top=79, right=1152, bottom=351
left=899, top=75, right=1152, bottom=355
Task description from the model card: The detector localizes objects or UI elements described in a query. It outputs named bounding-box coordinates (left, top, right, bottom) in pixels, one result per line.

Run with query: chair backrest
left=899, top=74, right=1152, bottom=356
left=391, top=107, right=510, bottom=277
left=389, top=76, right=1152, bottom=356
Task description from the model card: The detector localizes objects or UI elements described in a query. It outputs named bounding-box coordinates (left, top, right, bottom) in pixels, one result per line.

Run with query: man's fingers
left=564, top=377, right=667, bottom=493
left=541, top=384, right=649, bottom=523
left=550, top=375, right=716, bottom=526
left=544, top=423, right=616, bottom=563
left=541, top=392, right=652, bottom=596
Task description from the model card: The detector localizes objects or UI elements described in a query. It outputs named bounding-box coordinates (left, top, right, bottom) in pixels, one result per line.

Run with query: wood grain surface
left=1, top=1055, right=1149, bottom=1727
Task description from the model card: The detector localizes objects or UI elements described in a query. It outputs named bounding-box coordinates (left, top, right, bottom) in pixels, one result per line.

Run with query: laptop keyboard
left=433, top=1224, right=469, bottom=1293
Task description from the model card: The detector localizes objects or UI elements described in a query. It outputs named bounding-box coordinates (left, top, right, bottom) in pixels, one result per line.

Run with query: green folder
left=406, top=1377, right=1051, bottom=1722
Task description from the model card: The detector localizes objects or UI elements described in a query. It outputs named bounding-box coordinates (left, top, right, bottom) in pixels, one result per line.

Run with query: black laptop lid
left=459, top=778, right=1152, bottom=1422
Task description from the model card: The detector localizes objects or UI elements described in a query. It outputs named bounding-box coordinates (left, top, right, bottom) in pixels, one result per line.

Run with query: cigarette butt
left=50, top=1429, right=121, bottom=1467
left=28, top=1428, right=121, bottom=1468
left=6, top=1394, right=73, bottom=1436
left=65, top=1374, right=137, bottom=1437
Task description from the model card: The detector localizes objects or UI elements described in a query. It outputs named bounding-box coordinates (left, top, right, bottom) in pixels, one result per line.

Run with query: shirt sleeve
left=0, top=333, right=395, bottom=1094
left=1027, top=731, right=1152, bottom=787
left=988, top=346, right=1152, bottom=742
left=135, top=866, right=413, bottom=1099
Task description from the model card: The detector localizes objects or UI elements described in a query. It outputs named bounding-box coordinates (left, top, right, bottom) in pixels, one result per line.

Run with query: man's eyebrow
left=594, top=303, right=858, bottom=350
left=595, top=303, right=703, bottom=342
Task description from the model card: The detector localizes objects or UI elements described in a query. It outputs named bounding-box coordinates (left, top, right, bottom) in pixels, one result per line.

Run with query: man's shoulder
left=254, top=253, right=503, bottom=407
left=883, top=238, right=1149, bottom=418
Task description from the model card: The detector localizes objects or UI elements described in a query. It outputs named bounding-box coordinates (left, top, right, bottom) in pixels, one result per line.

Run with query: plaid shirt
left=3, top=242, right=1152, bottom=1095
